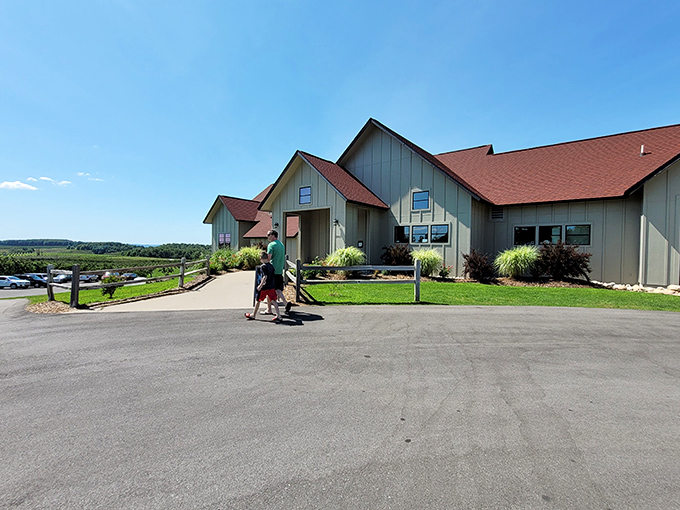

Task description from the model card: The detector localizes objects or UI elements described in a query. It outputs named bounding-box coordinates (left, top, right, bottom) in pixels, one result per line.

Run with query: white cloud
left=1, top=181, right=39, bottom=190
left=57, top=180, right=72, bottom=186
left=89, top=177, right=105, bottom=182
left=27, top=177, right=38, bottom=182
left=40, top=176, right=54, bottom=182
left=77, top=172, right=89, bottom=177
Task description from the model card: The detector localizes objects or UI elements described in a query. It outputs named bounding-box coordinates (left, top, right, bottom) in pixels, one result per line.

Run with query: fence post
left=46, top=264, right=55, bottom=301
left=295, top=259, right=302, bottom=303
left=284, top=254, right=289, bottom=285
left=206, top=256, right=211, bottom=277
left=179, top=257, right=186, bottom=288
left=414, top=259, right=421, bottom=302
left=70, top=265, right=80, bottom=308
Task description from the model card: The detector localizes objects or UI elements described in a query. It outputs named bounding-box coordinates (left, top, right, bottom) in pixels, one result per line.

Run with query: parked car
left=53, top=274, right=72, bottom=284
left=103, top=271, right=120, bottom=278
left=78, top=274, right=99, bottom=283
left=122, top=273, right=138, bottom=280
left=15, top=273, right=48, bottom=287
left=0, top=276, right=30, bottom=289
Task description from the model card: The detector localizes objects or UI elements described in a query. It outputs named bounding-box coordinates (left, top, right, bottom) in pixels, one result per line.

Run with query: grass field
left=303, top=281, right=680, bottom=312
left=21, top=276, right=195, bottom=306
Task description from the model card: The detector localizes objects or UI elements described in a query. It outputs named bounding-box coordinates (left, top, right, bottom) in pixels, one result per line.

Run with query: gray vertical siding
left=641, top=160, right=680, bottom=286
left=343, top=126, right=473, bottom=271
left=479, top=195, right=642, bottom=284
left=269, top=156, right=346, bottom=261
left=211, top=207, right=241, bottom=250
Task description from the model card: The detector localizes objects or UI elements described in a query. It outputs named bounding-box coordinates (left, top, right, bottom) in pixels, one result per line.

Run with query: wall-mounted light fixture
left=333, top=219, right=339, bottom=226
left=273, top=222, right=280, bottom=228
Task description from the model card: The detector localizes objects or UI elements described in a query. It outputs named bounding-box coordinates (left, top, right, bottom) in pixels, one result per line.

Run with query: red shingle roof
left=218, top=196, right=261, bottom=221
left=298, top=151, right=389, bottom=209
left=435, top=124, right=680, bottom=205
left=244, top=215, right=299, bottom=238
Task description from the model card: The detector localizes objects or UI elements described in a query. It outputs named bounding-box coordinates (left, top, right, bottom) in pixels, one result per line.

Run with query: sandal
left=244, top=313, right=254, bottom=320
left=272, top=316, right=282, bottom=323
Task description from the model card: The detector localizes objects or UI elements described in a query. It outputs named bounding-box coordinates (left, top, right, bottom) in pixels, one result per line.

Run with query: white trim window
left=218, top=233, right=231, bottom=247
left=431, top=224, right=449, bottom=244
left=412, top=191, right=430, bottom=211
left=412, top=225, right=429, bottom=243
left=514, top=224, right=592, bottom=246
left=565, top=225, right=591, bottom=245
left=394, top=226, right=410, bottom=244
left=299, top=186, right=311, bottom=205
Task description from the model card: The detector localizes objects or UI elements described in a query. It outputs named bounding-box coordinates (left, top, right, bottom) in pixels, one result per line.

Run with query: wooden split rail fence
left=47, top=256, right=211, bottom=308
left=284, top=258, right=422, bottom=303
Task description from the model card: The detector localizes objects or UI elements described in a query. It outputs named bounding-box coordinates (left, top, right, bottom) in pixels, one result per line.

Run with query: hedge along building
left=257, top=118, right=680, bottom=286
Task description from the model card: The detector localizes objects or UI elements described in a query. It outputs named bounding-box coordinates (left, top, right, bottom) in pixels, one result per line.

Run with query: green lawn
left=22, top=277, right=193, bottom=306
left=303, top=281, right=680, bottom=312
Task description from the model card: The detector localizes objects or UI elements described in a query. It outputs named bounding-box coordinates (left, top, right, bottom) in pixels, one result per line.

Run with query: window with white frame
left=565, top=225, right=591, bottom=245
left=514, top=224, right=591, bottom=246
left=412, top=225, right=429, bottom=243
left=394, top=226, right=410, bottom=244
left=431, top=225, right=449, bottom=243
left=514, top=226, right=536, bottom=245
left=538, top=225, right=562, bottom=244
left=218, top=233, right=231, bottom=247
left=299, top=186, right=311, bottom=204
left=412, top=191, right=430, bottom=210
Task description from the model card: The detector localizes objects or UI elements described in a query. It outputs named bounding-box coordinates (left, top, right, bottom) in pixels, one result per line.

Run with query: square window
left=514, top=226, right=536, bottom=245
left=412, top=191, right=429, bottom=210
left=431, top=224, right=449, bottom=243
left=412, top=225, right=428, bottom=243
left=218, top=233, right=231, bottom=247
left=565, top=225, right=591, bottom=245
left=538, top=225, right=562, bottom=244
left=299, top=186, right=311, bottom=205
left=395, top=226, right=410, bottom=244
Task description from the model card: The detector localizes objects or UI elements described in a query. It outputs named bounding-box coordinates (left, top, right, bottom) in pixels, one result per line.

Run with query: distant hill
left=0, top=239, right=210, bottom=259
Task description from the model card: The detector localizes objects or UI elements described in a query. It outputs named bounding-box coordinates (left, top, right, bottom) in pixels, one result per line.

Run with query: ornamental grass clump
left=411, top=248, right=443, bottom=277
left=325, top=246, right=366, bottom=277
left=494, top=245, right=539, bottom=279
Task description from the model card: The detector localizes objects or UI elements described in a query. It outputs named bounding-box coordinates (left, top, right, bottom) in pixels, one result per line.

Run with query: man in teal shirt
left=266, top=229, right=291, bottom=314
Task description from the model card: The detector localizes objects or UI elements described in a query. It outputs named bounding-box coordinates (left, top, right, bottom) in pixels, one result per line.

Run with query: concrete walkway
left=97, top=271, right=256, bottom=313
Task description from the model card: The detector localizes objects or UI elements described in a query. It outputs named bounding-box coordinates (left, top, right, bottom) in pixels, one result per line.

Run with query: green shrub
left=438, top=265, right=453, bottom=278
left=100, top=275, right=126, bottom=299
left=210, top=248, right=237, bottom=273
left=494, top=245, right=539, bottom=279
left=536, top=241, right=592, bottom=281
left=380, top=244, right=413, bottom=266
left=235, top=246, right=262, bottom=270
left=412, top=248, right=443, bottom=277
left=326, top=247, right=367, bottom=277
left=463, top=249, right=495, bottom=281
left=302, top=256, right=326, bottom=280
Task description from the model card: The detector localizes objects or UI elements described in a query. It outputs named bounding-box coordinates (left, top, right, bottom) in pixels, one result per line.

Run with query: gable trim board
left=210, top=119, right=680, bottom=286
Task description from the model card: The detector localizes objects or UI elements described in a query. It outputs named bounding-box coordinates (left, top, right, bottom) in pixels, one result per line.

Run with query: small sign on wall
left=358, top=241, right=364, bottom=248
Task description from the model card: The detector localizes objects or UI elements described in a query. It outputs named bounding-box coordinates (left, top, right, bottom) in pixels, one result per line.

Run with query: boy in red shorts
left=245, top=251, right=281, bottom=322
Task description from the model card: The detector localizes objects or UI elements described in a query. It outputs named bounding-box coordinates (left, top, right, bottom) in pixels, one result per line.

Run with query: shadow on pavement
left=279, top=310, right=324, bottom=326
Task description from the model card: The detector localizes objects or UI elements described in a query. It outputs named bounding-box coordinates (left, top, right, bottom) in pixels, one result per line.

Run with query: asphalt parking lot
left=2, top=304, right=680, bottom=509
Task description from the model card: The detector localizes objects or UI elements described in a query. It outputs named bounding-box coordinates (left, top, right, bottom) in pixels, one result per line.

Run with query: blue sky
left=2, top=0, right=679, bottom=245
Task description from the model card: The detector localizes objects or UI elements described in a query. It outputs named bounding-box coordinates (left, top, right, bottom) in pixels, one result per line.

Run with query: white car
left=0, top=276, right=30, bottom=289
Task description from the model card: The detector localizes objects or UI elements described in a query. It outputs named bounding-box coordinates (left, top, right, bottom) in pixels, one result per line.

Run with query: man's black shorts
left=274, top=274, right=284, bottom=291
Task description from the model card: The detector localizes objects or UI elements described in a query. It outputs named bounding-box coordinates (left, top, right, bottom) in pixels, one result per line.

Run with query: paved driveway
left=2, top=305, right=680, bottom=509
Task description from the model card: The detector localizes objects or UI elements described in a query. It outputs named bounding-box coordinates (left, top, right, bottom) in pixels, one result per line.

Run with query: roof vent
left=640, top=144, right=645, bottom=156
left=490, top=206, right=505, bottom=221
